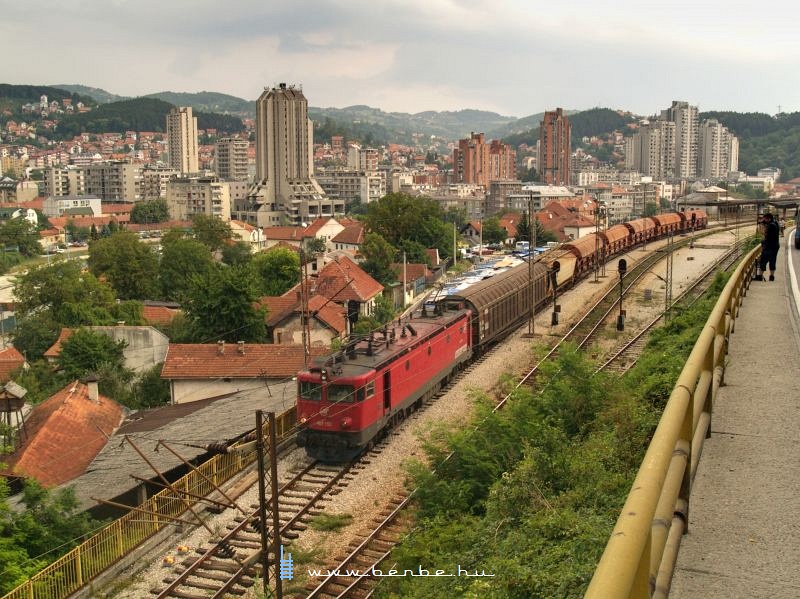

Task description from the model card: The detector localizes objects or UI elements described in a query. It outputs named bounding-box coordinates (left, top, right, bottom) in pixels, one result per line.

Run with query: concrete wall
left=171, top=378, right=268, bottom=405
left=90, top=326, right=169, bottom=372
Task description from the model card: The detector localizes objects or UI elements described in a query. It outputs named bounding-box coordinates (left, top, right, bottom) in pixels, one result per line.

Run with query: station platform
left=670, top=233, right=800, bottom=598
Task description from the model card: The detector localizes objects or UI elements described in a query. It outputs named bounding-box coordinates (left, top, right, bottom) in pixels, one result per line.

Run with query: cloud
left=1, top=0, right=798, bottom=116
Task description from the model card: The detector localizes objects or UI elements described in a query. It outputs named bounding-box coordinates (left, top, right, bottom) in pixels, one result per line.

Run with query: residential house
left=0, top=379, right=125, bottom=486
left=230, top=220, right=266, bottom=252
left=0, top=346, right=25, bottom=383
left=260, top=293, right=347, bottom=345
left=160, top=342, right=328, bottom=405
left=330, top=221, right=365, bottom=254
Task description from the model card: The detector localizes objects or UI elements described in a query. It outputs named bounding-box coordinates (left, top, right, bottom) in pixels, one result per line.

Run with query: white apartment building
left=661, top=101, right=699, bottom=180
left=45, top=165, right=86, bottom=197
left=699, top=119, right=739, bottom=179
left=141, top=166, right=179, bottom=200
left=43, top=195, right=102, bottom=218
left=166, top=106, right=199, bottom=175
left=215, top=137, right=250, bottom=181
left=166, top=176, right=231, bottom=221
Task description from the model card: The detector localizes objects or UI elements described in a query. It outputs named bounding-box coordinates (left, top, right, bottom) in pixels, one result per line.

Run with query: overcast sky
left=3, top=0, right=797, bottom=118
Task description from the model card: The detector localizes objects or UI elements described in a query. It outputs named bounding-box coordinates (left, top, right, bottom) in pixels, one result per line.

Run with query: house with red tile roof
left=1, top=379, right=125, bottom=486
left=0, top=346, right=26, bottom=383
left=331, top=221, right=365, bottom=253
left=305, top=255, right=383, bottom=319
left=230, top=220, right=266, bottom=252
left=259, top=293, right=347, bottom=345
left=142, top=305, right=181, bottom=327
left=160, top=342, right=329, bottom=404
left=390, top=262, right=432, bottom=304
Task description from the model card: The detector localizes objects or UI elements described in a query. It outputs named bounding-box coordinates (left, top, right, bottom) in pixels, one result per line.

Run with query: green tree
left=183, top=266, right=267, bottom=342
left=360, top=232, right=397, bottom=286
left=365, top=193, right=453, bottom=259
left=304, top=237, right=327, bottom=255
left=158, top=238, right=216, bottom=302
left=87, top=232, right=160, bottom=300
left=128, top=363, right=171, bottom=408
left=220, top=241, right=253, bottom=267
left=644, top=201, right=658, bottom=216
left=13, top=262, right=116, bottom=325
left=191, top=214, right=232, bottom=251
left=7, top=360, right=67, bottom=406
left=482, top=217, right=507, bottom=245
left=516, top=211, right=531, bottom=244
left=130, top=199, right=169, bottom=224
left=250, top=248, right=301, bottom=296
left=11, top=313, right=60, bottom=363
left=65, top=221, right=90, bottom=243
left=0, top=219, right=40, bottom=257
left=57, top=328, right=126, bottom=381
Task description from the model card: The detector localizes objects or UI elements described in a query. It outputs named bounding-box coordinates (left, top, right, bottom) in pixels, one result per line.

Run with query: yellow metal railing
left=2, top=406, right=296, bottom=599
left=585, top=246, right=759, bottom=599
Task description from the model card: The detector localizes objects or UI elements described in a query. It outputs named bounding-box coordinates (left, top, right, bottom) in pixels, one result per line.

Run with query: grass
left=308, top=513, right=353, bottom=532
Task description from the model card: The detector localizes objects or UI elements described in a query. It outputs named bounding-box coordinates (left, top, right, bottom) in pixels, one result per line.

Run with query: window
left=299, top=380, right=322, bottom=401
left=327, top=384, right=355, bottom=403
left=365, top=381, right=375, bottom=398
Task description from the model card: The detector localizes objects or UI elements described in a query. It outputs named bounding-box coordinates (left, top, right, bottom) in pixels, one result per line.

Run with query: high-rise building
left=699, top=119, right=739, bottom=179
left=488, top=139, right=517, bottom=182
left=453, top=133, right=489, bottom=187
left=45, top=165, right=86, bottom=197
left=539, top=108, right=571, bottom=186
left=246, top=83, right=337, bottom=226
left=627, top=120, right=676, bottom=180
left=166, top=106, right=199, bottom=175
left=166, top=176, right=231, bottom=221
left=660, top=101, right=698, bottom=180
left=84, top=161, right=142, bottom=201
left=215, top=137, right=250, bottom=181
left=141, top=166, right=179, bottom=200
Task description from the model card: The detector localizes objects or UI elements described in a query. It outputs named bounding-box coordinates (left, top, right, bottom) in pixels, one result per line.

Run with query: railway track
left=598, top=240, right=745, bottom=374
left=298, top=231, right=752, bottom=599
left=151, top=459, right=355, bottom=598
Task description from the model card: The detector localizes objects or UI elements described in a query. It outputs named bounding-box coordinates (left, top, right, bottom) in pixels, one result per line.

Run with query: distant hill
left=0, top=83, right=96, bottom=106
left=309, top=105, right=518, bottom=145
left=144, top=91, right=254, bottom=116
left=52, top=97, right=245, bottom=139
left=52, top=84, right=128, bottom=104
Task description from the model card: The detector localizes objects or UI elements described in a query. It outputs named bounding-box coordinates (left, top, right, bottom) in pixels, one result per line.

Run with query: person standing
left=756, top=213, right=780, bottom=281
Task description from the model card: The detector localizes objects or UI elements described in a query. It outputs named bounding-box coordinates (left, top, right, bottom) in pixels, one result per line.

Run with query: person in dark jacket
left=756, top=213, right=780, bottom=281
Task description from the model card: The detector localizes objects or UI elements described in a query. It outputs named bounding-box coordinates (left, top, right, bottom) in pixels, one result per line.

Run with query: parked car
left=794, top=226, right=800, bottom=249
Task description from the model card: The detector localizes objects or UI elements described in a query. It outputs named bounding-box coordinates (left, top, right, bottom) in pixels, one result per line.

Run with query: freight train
left=296, top=210, right=707, bottom=461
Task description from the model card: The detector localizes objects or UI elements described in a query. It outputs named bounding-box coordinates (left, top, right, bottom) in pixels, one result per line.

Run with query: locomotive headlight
left=340, top=417, right=353, bottom=429
left=299, top=417, right=307, bottom=424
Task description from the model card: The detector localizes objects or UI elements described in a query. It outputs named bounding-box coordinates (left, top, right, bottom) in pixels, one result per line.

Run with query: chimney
left=237, top=341, right=245, bottom=355
left=217, top=340, right=225, bottom=355
left=86, top=374, right=99, bottom=403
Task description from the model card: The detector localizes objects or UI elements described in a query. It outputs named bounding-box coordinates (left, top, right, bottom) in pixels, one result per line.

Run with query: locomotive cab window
left=327, top=384, right=356, bottom=403
left=299, top=381, right=322, bottom=401
left=356, top=381, right=375, bottom=402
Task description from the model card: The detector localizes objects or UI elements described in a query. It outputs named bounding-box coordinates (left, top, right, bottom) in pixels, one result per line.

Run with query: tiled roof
left=303, top=217, right=335, bottom=238
left=142, top=306, right=180, bottom=326
left=390, top=262, right=431, bottom=282
left=0, top=346, right=25, bottom=383
left=1, top=381, right=125, bottom=486
left=331, top=222, right=365, bottom=245
left=307, top=295, right=347, bottom=334
left=101, top=203, right=133, bottom=214
left=260, top=296, right=299, bottom=327
left=43, top=328, right=74, bottom=358
left=263, top=226, right=305, bottom=241
left=312, top=256, right=383, bottom=303
left=161, top=343, right=329, bottom=380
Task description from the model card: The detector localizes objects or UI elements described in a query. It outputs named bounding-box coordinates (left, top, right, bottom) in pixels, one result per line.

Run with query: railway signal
left=617, top=259, right=627, bottom=331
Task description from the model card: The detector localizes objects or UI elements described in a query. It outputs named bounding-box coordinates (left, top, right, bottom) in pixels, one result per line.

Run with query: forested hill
left=701, top=111, right=800, bottom=180
left=0, top=84, right=95, bottom=106
left=501, top=108, right=637, bottom=147
left=144, top=91, right=253, bottom=116
left=52, top=98, right=245, bottom=139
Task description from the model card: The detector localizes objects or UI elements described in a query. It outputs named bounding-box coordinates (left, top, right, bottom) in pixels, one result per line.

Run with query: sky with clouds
left=2, top=0, right=797, bottom=118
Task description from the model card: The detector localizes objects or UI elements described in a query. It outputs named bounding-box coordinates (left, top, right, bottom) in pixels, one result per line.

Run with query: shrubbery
left=376, top=273, right=729, bottom=598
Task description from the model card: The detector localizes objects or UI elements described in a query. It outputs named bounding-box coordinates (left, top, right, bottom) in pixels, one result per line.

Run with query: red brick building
left=540, top=108, right=571, bottom=186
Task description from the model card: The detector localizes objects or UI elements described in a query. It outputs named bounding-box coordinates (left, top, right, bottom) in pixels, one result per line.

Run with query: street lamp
left=616, top=258, right=627, bottom=331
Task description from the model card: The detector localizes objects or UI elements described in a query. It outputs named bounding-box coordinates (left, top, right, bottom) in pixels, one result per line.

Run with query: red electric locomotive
left=296, top=306, right=472, bottom=462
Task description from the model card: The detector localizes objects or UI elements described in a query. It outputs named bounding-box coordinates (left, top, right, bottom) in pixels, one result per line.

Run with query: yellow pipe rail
left=2, top=406, right=296, bottom=599
left=584, top=246, right=759, bottom=599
